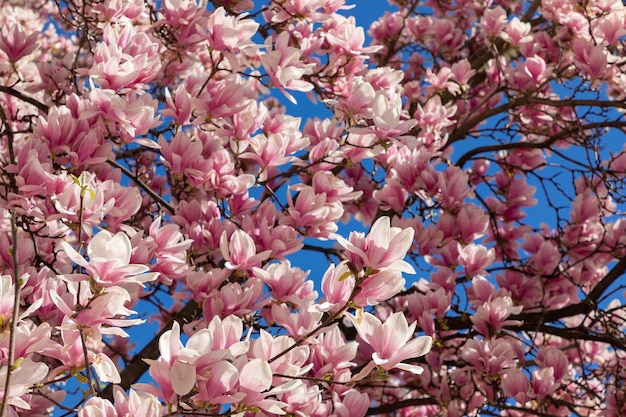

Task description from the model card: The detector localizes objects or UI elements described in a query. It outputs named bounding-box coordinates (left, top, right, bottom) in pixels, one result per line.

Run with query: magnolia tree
left=1, top=0, right=626, bottom=415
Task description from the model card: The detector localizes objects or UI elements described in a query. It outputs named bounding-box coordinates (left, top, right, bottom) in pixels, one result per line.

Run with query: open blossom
left=78, top=389, right=162, bottom=417
left=470, top=295, right=523, bottom=336
left=88, top=23, right=161, bottom=91
left=320, top=261, right=355, bottom=311
left=261, top=31, right=315, bottom=103
left=501, top=368, right=531, bottom=404
left=141, top=319, right=246, bottom=403
left=349, top=311, right=432, bottom=374
left=61, top=230, right=158, bottom=289
left=220, top=229, right=271, bottom=271
left=337, top=216, right=415, bottom=274
left=0, top=358, right=49, bottom=411
left=3, top=0, right=626, bottom=415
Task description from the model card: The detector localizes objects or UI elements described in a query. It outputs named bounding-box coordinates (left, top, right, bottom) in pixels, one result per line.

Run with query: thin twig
left=107, top=158, right=175, bottom=214
left=0, top=210, right=22, bottom=417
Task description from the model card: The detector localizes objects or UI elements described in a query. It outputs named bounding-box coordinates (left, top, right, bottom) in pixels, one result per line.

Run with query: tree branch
left=455, top=121, right=626, bottom=167
left=107, top=159, right=175, bottom=214
left=366, top=397, right=437, bottom=415
left=0, top=85, right=49, bottom=114
left=438, top=257, right=626, bottom=336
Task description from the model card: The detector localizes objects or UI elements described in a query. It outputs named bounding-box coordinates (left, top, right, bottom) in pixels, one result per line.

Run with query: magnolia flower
left=470, top=295, right=523, bottom=336
left=337, top=216, right=416, bottom=274
left=61, top=230, right=158, bottom=289
left=0, top=23, right=38, bottom=62
left=0, top=358, right=49, bottom=411
left=348, top=311, right=432, bottom=375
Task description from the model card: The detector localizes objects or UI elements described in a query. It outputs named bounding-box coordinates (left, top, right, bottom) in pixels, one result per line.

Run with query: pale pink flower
left=333, top=78, right=376, bottom=120
left=596, top=13, right=626, bottom=45
left=458, top=243, right=496, bottom=277
left=111, top=386, right=162, bottom=417
left=78, top=397, right=117, bottom=417
left=149, top=216, right=193, bottom=281
left=531, top=367, right=557, bottom=398
left=253, top=261, right=313, bottom=304
left=0, top=23, right=38, bottom=62
left=203, top=279, right=265, bottom=318
left=261, top=32, right=315, bottom=103
left=92, top=0, right=144, bottom=21
left=524, top=55, right=549, bottom=85
left=337, top=216, right=416, bottom=274
left=324, top=15, right=382, bottom=55
left=50, top=288, right=143, bottom=337
left=470, top=295, right=523, bottom=336
left=373, top=180, right=409, bottom=213
left=161, top=85, right=196, bottom=126
left=220, top=230, right=271, bottom=271
left=144, top=321, right=211, bottom=398
left=281, top=185, right=343, bottom=238
left=61, top=230, right=158, bottom=289
left=235, top=356, right=303, bottom=415
left=450, top=59, right=475, bottom=92
left=348, top=311, right=432, bottom=374
left=271, top=301, right=323, bottom=338
left=312, top=171, right=362, bottom=203
left=310, top=326, right=357, bottom=378
left=504, top=17, right=532, bottom=46
left=0, top=357, right=48, bottom=411
left=320, top=261, right=355, bottom=312
left=205, top=6, right=259, bottom=54
left=501, top=368, right=531, bottom=404
left=89, top=23, right=161, bottom=91
left=480, top=6, right=508, bottom=38
left=332, top=389, right=369, bottom=417
left=251, top=329, right=310, bottom=378
left=536, top=346, right=569, bottom=381
left=268, top=0, right=326, bottom=23
left=352, top=269, right=406, bottom=306
left=460, top=338, right=521, bottom=375
left=572, top=38, right=608, bottom=80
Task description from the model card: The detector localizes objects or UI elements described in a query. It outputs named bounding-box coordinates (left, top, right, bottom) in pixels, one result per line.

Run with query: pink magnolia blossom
left=480, top=6, right=507, bottom=38
left=3, top=1, right=626, bottom=416
left=470, top=295, right=523, bottom=336
left=320, top=261, right=355, bottom=312
left=61, top=229, right=158, bottom=289
left=501, top=368, right=531, bottom=404
left=0, top=357, right=48, bottom=411
left=458, top=243, right=496, bottom=277
left=0, top=23, right=38, bottom=62
left=337, top=216, right=415, bottom=274
left=220, top=229, right=271, bottom=271
left=88, top=23, right=161, bottom=91
left=261, top=32, right=315, bottom=103
left=349, top=311, right=432, bottom=374
left=205, top=6, right=259, bottom=54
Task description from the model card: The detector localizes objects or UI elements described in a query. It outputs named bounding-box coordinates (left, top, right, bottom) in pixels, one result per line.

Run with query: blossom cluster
left=0, top=0, right=625, bottom=416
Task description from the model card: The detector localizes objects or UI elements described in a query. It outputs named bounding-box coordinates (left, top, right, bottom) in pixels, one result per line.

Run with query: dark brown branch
left=455, top=121, right=626, bottom=167
left=438, top=257, right=626, bottom=334
left=107, top=158, right=175, bottom=214
left=366, top=397, right=437, bottom=415
left=449, top=96, right=626, bottom=144
left=0, top=85, right=50, bottom=114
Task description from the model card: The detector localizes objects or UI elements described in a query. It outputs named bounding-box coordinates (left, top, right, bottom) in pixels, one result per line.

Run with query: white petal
left=171, top=360, right=196, bottom=395
left=240, top=358, right=272, bottom=392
